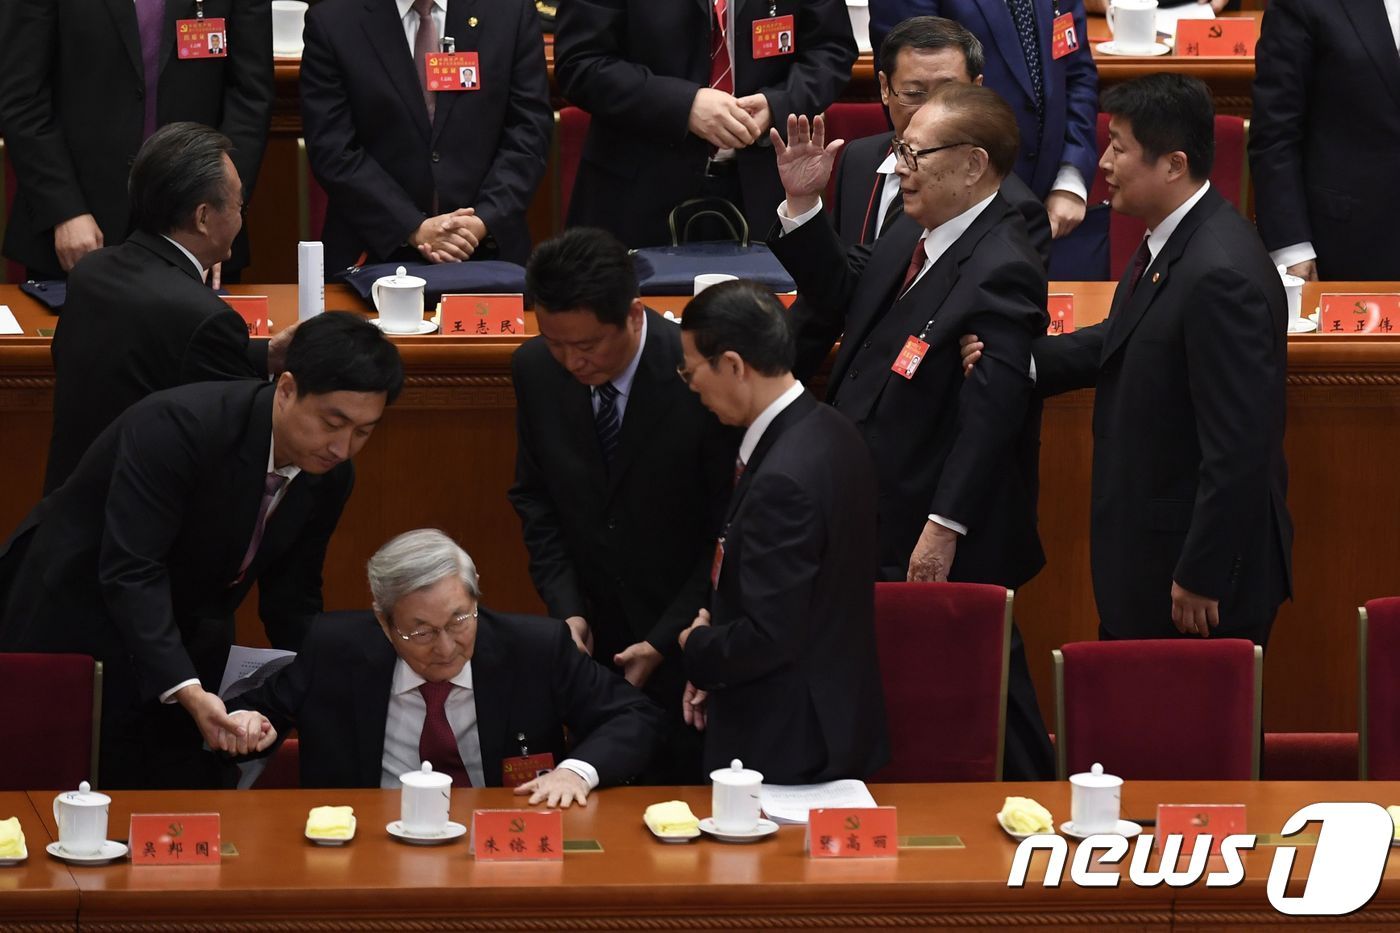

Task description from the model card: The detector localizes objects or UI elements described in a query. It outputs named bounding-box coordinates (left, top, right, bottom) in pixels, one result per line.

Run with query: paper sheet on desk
left=760, top=780, right=878, bottom=824
left=0, top=306, right=23, bottom=335
left=218, top=645, right=296, bottom=696
left=1155, top=5, right=1213, bottom=41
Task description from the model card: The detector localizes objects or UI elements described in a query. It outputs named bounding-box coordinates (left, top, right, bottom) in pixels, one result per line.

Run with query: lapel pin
left=1151, top=272, right=1161, bottom=283
left=468, top=16, right=478, bottom=27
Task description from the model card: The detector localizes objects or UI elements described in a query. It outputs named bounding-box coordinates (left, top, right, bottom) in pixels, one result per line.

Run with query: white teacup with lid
left=371, top=266, right=427, bottom=334
left=1069, top=762, right=1123, bottom=835
left=710, top=759, right=764, bottom=834
left=53, top=781, right=110, bottom=857
left=1278, top=264, right=1305, bottom=327
left=1106, top=0, right=1159, bottom=53
left=399, top=761, right=453, bottom=835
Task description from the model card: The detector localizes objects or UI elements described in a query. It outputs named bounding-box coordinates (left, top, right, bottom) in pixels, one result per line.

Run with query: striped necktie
left=595, top=382, right=621, bottom=464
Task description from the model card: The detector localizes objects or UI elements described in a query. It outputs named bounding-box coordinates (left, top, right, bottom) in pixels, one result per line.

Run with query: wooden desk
left=2, top=284, right=1399, bottom=740
left=13, top=782, right=1400, bottom=930
left=0, top=791, right=78, bottom=932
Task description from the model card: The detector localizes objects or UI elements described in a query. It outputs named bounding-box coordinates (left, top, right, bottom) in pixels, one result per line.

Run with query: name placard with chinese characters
left=1174, top=18, right=1259, bottom=57
left=130, top=813, right=221, bottom=865
left=223, top=295, right=270, bottom=337
left=440, top=294, right=527, bottom=337
left=1047, top=293, right=1075, bottom=335
left=1319, top=294, right=1400, bottom=335
left=806, top=807, right=898, bottom=858
left=471, top=809, right=564, bottom=861
left=1156, top=804, right=1246, bottom=857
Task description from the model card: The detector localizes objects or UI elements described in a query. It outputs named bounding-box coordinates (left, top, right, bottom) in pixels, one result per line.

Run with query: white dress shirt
left=396, top=0, right=446, bottom=52
left=161, top=235, right=206, bottom=278
left=739, top=380, right=804, bottom=465
left=872, top=151, right=903, bottom=236
left=591, top=313, right=647, bottom=423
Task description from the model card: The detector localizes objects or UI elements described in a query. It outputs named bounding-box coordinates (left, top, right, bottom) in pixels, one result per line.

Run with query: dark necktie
left=876, top=183, right=906, bottom=240
left=135, top=0, right=166, bottom=139
left=733, top=455, right=746, bottom=488
left=1126, top=236, right=1153, bottom=296
left=1007, top=0, right=1045, bottom=132
left=412, top=0, right=437, bottom=122
left=232, top=472, right=288, bottom=586
left=418, top=681, right=472, bottom=787
left=594, top=382, right=621, bottom=464
left=899, top=235, right=928, bottom=296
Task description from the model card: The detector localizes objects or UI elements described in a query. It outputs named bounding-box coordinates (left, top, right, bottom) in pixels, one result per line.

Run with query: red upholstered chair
left=1092, top=113, right=1251, bottom=280
left=1263, top=732, right=1358, bottom=781
left=0, top=654, right=102, bottom=790
left=1359, top=597, right=1400, bottom=779
left=556, top=106, right=591, bottom=227
left=254, top=737, right=302, bottom=789
left=869, top=582, right=1012, bottom=782
left=1053, top=639, right=1261, bottom=780
left=822, top=102, right=890, bottom=205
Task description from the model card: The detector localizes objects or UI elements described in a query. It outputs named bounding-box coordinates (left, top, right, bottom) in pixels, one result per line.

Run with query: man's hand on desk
left=688, top=88, right=761, bottom=150
left=563, top=615, right=593, bottom=655
left=682, top=681, right=708, bottom=731
left=735, top=93, right=773, bottom=139
left=1286, top=259, right=1318, bottom=282
left=959, top=333, right=984, bottom=378
left=908, top=520, right=958, bottom=583
left=515, top=767, right=590, bottom=808
left=772, top=114, right=843, bottom=218
left=175, top=684, right=270, bottom=755
left=54, top=214, right=104, bottom=272
left=1045, top=191, right=1086, bottom=239
left=224, top=710, right=279, bottom=755
left=613, top=640, right=663, bottom=688
left=410, top=208, right=480, bottom=263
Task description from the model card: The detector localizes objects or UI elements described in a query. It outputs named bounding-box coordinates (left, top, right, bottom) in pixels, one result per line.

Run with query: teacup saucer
left=996, top=812, right=1056, bottom=841
left=386, top=820, right=466, bottom=845
left=1096, top=40, right=1170, bottom=57
left=0, top=840, right=28, bottom=866
left=45, top=840, right=128, bottom=864
left=1059, top=820, right=1142, bottom=840
left=697, top=817, right=779, bottom=844
left=1288, top=318, right=1319, bottom=334
left=371, top=318, right=439, bottom=335
left=306, top=816, right=357, bottom=846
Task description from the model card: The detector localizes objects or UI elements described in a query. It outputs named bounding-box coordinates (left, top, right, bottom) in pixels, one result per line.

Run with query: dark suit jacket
left=831, top=130, right=1052, bottom=265
left=0, top=0, right=272, bottom=277
left=554, top=0, right=858, bottom=247
left=771, top=194, right=1047, bottom=587
left=301, top=0, right=552, bottom=269
left=1249, top=0, right=1400, bottom=279
left=1033, top=187, right=1293, bottom=644
left=44, top=231, right=268, bottom=493
left=866, top=0, right=1098, bottom=200
left=0, top=381, right=352, bottom=705
left=684, top=391, right=888, bottom=783
left=508, top=311, right=736, bottom=667
left=230, top=610, right=665, bottom=789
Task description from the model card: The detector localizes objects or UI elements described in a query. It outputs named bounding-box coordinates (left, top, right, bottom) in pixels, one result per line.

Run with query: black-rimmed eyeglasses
left=892, top=138, right=975, bottom=172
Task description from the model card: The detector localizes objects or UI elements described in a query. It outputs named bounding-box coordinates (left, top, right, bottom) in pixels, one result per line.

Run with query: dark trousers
left=1004, top=621, right=1055, bottom=781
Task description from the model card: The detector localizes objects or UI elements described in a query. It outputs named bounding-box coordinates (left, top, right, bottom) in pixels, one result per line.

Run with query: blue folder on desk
left=337, top=260, right=527, bottom=305
left=631, top=243, right=795, bottom=296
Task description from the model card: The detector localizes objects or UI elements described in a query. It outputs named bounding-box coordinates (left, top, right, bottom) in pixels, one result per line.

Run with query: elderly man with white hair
left=230, top=529, right=665, bottom=806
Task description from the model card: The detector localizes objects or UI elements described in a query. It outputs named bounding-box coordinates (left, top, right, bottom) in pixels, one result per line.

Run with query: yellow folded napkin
left=644, top=800, right=699, bottom=836
left=999, top=796, right=1054, bottom=834
left=305, top=806, right=355, bottom=839
left=0, top=817, right=25, bottom=857
left=1387, top=805, right=1400, bottom=839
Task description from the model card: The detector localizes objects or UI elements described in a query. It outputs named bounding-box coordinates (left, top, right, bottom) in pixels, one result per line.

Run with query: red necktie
left=412, top=0, right=437, bottom=121
left=1127, top=236, right=1152, bottom=295
left=232, top=472, right=287, bottom=586
left=418, top=681, right=472, bottom=787
left=709, top=0, right=733, bottom=95
left=733, top=455, right=746, bottom=488
left=899, top=235, right=928, bottom=295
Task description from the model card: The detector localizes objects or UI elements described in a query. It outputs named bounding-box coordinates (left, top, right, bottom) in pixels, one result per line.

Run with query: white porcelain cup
left=710, top=758, right=764, bottom=834
left=1069, top=762, right=1123, bottom=835
left=271, top=1, right=308, bottom=55
left=52, top=781, right=110, bottom=857
left=1279, top=266, right=1304, bottom=326
left=693, top=273, right=739, bottom=296
left=399, top=762, right=453, bottom=835
left=372, top=266, right=427, bottom=334
left=1106, top=0, right=1159, bottom=52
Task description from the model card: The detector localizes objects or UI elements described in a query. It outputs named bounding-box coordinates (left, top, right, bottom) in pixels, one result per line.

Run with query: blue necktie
left=1007, top=0, right=1045, bottom=136
left=594, top=382, right=621, bottom=464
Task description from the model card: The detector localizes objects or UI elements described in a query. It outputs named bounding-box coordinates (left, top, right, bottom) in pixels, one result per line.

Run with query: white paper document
left=760, top=779, right=878, bottom=824
left=0, top=306, right=23, bottom=335
left=218, top=645, right=296, bottom=696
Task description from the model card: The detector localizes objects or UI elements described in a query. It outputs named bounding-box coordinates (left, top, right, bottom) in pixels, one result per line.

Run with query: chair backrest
left=822, top=102, right=890, bottom=205
left=556, top=106, right=591, bottom=226
left=254, top=737, right=302, bottom=789
left=1091, top=113, right=1251, bottom=280
left=869, top=582, right=1011, bottom=782
left=1359, top=597, right=1400, bottom=779
left=0, top=654, right=102, bottom=789
left=1054, top=639, right=1261, bottom=780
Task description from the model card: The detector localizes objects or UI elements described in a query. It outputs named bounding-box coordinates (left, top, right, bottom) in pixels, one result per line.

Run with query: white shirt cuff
left=1050, top=164, right=1088, bottom=203
left=777, top=197, right=825, bottom=233
left=1029, top=353, right=1038, bottom=382
left=557, top=758, right=600, bottom=790
left=928, top=513, right=968, bottom=536
left=160, top=678, right=201, bottom=704
left=1270, top=242, right=1316, bottom=271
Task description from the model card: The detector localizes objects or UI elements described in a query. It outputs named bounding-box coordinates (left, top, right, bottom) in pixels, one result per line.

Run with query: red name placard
left=471, top=809, right=563, bottom=861
left=1319, top=294, right=1400, bottom=335
left=130, top=813, right=221, bottom=865
left=1175, top=18, right=1259, bottom=58
left=807, top=807, right=898, bottom=858
left=1156, top=804, right=1246, bottom=857
left=441, top=294, right=527, bottom=336
left=223, top=295, right=270, bottom=337
left=1047, top=293, right=1075, bottom=335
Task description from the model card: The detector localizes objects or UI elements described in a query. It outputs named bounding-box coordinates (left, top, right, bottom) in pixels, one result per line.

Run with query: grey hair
left=367, top=529, right=481, bottom=618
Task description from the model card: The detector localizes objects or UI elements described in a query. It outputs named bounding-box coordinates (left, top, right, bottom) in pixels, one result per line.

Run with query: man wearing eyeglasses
left=229, top=529, right=665, bottom=804
left=767, top=83, right=1054, bottom=780
left=831, top=17, right=1049, bottom=267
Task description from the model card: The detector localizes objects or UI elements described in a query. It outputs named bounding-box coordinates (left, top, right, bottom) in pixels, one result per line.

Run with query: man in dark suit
left=675, top=280, right=888, bottom=783
left=767, top=84, right=1053, bottom=779
left=830, top=16, right=1050, bottom=265
left=300, top=0, right=552, bottom=269
left=966, top=75, right=1293, bottom=646
left=0, top=0, right=272, bottom=281
left=867, top=0, right=1098, bottom=243
left=0, top=313, right=404, bottom=789
left=554, top=0, right=858, bottom=247
left=508, top=229, right=735, bottom=783
left=44, top=123, right=291, bottom=494
left=229, top=530, right=664, bottom=802
left=1250, top=0, right=1400, bottom=281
